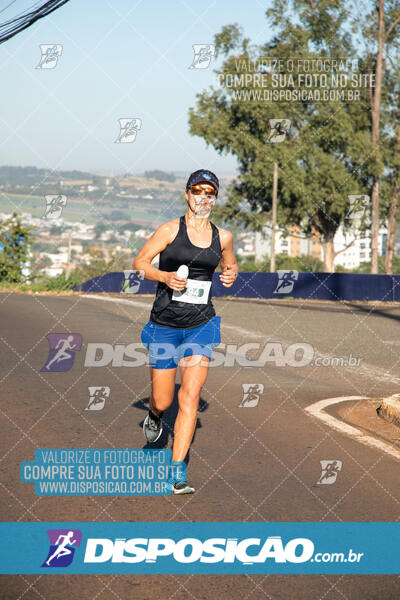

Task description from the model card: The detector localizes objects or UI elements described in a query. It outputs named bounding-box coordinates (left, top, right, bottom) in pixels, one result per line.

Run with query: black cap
left=186, top=169, right=219, bottom=193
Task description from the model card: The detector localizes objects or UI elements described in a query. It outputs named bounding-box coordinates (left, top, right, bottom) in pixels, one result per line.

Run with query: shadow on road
left=233, top=298, right=400, bottom=320
left=345, top=302, right=400, bottom=323
left=132, top=384, right=208, bottom=469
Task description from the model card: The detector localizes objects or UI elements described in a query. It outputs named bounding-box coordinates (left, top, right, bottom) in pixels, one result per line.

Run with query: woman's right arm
left=132, top=222, right=186, bottom=291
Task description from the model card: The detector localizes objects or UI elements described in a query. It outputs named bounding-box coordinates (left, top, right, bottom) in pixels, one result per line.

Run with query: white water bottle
left=176, top=264, right=189, bottom=280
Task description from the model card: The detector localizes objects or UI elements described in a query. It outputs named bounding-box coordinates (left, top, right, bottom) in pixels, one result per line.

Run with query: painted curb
left=305, top=395, right=400, bottom=461
left=378, top=393, right=400, bottom=428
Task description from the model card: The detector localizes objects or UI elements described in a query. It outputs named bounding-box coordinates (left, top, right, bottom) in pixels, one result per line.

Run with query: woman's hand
left=219, top=264, right=237, bottom=288
left=163, top=271, right=188, bottom=291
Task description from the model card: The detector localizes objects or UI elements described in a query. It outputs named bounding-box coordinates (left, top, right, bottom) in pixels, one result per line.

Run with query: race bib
left=172, top=278, right=211, bottom=304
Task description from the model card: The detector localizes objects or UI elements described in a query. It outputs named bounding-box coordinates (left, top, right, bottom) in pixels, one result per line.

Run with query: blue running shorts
left=140, top=316, right=221, bottom=369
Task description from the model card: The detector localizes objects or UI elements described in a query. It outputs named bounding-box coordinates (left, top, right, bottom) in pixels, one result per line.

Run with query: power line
left=0, top=1, right=19, bottom=18
left=0, top=0, right=71, bottom=45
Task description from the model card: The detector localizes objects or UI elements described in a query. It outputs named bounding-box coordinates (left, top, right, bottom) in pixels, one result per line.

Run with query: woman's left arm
left=218, top=229, right=239, bottom=288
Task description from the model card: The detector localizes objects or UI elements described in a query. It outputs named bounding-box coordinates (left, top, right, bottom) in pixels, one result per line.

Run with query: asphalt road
left=1, top=291, right=400, bottom=599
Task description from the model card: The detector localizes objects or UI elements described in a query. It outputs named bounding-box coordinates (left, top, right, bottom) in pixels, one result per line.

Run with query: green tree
left=275, top=253, right=324, bottom=272
left=357, top=1, right=400, bottom=272
left=189, top=8, right=366, bottom=272
left=73, top=248, right=131, bottom=282
left=381, top=56, right=400, bottom=273
left=49, top=224, right=63, bottom=235
left=237, top=252, right=324, bottom=273
left=354, top=255, right=400, bottom=274
left=0, top=213, right=35, bottom=283
left=93, top=222, right=108, bottom=239
left=144, top=170, right=176, bottom=182
left=189, top=1, right=400, bottom=273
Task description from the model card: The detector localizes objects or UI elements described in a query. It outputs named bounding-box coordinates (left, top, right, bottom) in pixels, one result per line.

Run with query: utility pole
left=370, top=0, right=385, bottom=273
left=65, top=228, right=72, bottom=280
left=270, top=162, right=278, bottom=272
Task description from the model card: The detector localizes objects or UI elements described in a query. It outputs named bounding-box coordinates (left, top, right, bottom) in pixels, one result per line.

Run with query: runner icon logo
left=239, top=383, right=264, bottom=407
left=188, top=44, right=215, bottom=69
left=266, top=119, right=291, bottom=143
left=273, top=270, right=299, bottom=294
left=86, top=386, right=110, bottom=411
left=42, top=529, right=82, bottom=568
left=41, top=333, right=82, bottom=372
left=346, top=194, right=370, bottom=228
left=36, top=44, right=63, bottom=69
left=43, top=195, right=67, bottom=219
left=115, top=118, right=142, bottom=143
left=317, top=460, right=342, bottom=485
left=121, top=270, right=145, bottom=294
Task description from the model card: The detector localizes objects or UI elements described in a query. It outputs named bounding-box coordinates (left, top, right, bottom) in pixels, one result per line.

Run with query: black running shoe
left=172, top=481, right=195, bottom=494
left=143, top=411, right=163, bottom=443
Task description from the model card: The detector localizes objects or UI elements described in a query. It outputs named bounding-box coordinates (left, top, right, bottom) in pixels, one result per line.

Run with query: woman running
left=132, top=169, right=238, bottom=494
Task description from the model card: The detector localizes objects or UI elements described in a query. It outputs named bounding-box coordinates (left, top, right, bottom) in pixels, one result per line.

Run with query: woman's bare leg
left=172, top=355, right=210, bottom=463
left=149, top=366, right=177, bottom=415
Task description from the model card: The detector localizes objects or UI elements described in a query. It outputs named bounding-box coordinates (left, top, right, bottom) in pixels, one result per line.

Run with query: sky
left=0, top=0, right=274, bottom=176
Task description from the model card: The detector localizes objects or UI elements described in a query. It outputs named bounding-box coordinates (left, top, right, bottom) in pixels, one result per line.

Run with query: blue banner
left=73, top=271, right=400, bottom=302
left=0, top=522, right=398, bottom=574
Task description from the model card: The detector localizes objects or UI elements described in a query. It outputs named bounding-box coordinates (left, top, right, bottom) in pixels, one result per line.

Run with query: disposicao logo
left=42, top=529, right=82, bottom=567
left=83, top=536, right=314, bottom=564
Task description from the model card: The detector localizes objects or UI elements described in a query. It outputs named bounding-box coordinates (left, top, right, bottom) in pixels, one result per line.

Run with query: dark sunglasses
left=189, top=185, right=217, bottom=197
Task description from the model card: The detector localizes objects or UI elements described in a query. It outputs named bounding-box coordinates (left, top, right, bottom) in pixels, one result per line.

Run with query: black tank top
left=150, top=215, right=222, bottom=329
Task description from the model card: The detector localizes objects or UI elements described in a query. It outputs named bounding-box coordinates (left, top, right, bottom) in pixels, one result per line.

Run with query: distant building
left=59, top=179, right=92, bottom=187
left=394, top=232, right=400, bottom=257
left=333, top=224, right=387, bottom=270
left=39, top=252, right=68, bottom=277
left=254, top=221, right=389, bottom=269
left=134, top=229, right=152, bottom=239
left=236, top=232, right=256, bottom=257
left=255, top=225, right=321, bottom=262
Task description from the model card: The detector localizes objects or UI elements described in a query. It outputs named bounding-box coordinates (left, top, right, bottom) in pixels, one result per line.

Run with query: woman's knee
left=178, top=385, right=201, bottom=414
left=151, top=389, right=173, bottom=411
left=150, top=367, right=176, bottom=411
